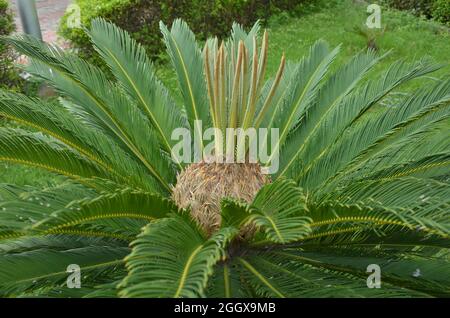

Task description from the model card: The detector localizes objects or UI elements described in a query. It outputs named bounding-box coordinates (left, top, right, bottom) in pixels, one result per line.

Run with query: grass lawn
left=264, top=0, right=450, bottom=89
left=1, top=0, right=449, bottom=186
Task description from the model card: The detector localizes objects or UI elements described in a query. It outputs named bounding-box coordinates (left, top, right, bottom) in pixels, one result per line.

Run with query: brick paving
left=9, top=0, right=72, bottom=44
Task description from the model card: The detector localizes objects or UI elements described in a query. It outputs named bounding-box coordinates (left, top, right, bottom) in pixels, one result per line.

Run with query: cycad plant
left=0, top=19, right=449, bottom=298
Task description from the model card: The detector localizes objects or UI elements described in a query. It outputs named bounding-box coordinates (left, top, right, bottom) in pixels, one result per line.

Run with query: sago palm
left=0, top=19, right=449, bottom=298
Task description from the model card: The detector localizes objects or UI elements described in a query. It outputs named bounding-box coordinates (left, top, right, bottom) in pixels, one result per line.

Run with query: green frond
left=0, top=91, right=117, bottom=176
left=19, top=286, right=103, bottom=298
left=339, top=117, right=450, bottom=187
left=230, top=21, right=261, bottom=52
left=265, top=41, right=340, bottom=163
left=0, top=181, right=167, bottom=243
left=332, top=175, right=450, bottom=209
left=221, top=179, right=311, bottom=243
left=362, top=153, right=450, bottom=182
left=119, top=214, right=238, bottom=298
left=207, top=263, right=248, bottom=298
left=17, top=271, right=127, bottom=298
left=0, top=246, right=129, bottom=296
left=274, top=247, right=450, bottom=297
left=292, top=60, right=442, bottom=186
left=89, top=18, right=187, bottom=160
left=160, top=19, right=210, bottom=148
left=317, top=176, right=449, bottom=233
left=4, top=35, right=175, bottom=194
left=0, top=90, right=160, bottom=192
left=0, top=182, right=95, bottom=231
left=0, top=227, right=130, bottom=255
left=82, top=279, right=123, bottom=298
left=249, top=179, right=311, bottom=243
left=296, top=224, right=450, bottom=250
left=220, top=198, right=252, bottom=229
left=237, top=249, right=435, bottom=297
left=313, top=75, right=450, bottom=193
left=278, top=49, right=384, bottom=178
left=33, top=190, right=178, bottom=233
left=0, top=128, right=111, bottom=187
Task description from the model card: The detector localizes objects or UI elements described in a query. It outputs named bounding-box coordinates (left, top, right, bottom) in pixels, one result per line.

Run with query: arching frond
left=160, top=19, right=210, bottom=148
left=313, top=77, right=450, bottom=193
left=33, top=190, right=178, bottom=233
left=272, top=247, right=450, bottom=297
left=89, top=19, right=187, bottom=160
left=236, top=249, right=446, bottom=297
left=0, top=90, right=159, bottom=192
left=360, top=153, right=450, bottom=182
left=236, top=250, right=428, bottom=297
left=0, top=232, right=129, bottom=255
left=0, top=128, right=111, bottom=187
left=310, top=180, right=449, bottom=238
left=206, top=263, right=249, bottom=298
left=0, top=246, right=129, bottom=296
left=4, top=35, right=175, bottom=194
left=295, top=224, right=449, bottom=251
left=278, top=50, right=385, bottom=178
left=249, top=179, right=311, bottom=243
left=221, top=179, right=311, bottom=243
left=0, top=182, right=95, bottom=232
left=119, top=214, right=238, bottom=298
left=264, top=41, right=340, bottom=162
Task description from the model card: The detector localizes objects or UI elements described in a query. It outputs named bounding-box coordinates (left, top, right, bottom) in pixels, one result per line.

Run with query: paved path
left=9, top=0, right=72, bottom=44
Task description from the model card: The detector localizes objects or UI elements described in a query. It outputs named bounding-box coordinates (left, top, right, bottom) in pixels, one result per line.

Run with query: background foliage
left=59, top=0, right=319, bottom=64
left=432, top=0, right=450, bottom=26
left=382, top=0, right=450, bottom=25
left=0, top=0, right=23, bottom=90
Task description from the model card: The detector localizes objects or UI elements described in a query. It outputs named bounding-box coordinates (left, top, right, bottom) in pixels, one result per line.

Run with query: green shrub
left=382, top=0, right=450, bottom=26
left=382, top=0, right=435, bottom=18
left=432, top=0, right=450, bottom=25
left=0, top=0, right=22, bottom=90
left=60, top=0, right=316, bottom=64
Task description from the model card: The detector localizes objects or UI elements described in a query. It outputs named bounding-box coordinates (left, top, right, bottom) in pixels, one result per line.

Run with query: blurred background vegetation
left=1, top=0, right=449, bottom=186
left=0, top=0, right=23, bottom=91
left=57, top=0, right=450, bottom=94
